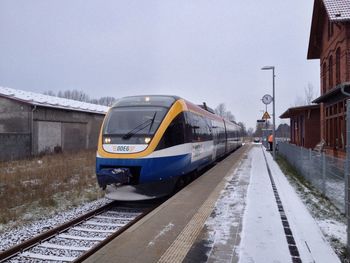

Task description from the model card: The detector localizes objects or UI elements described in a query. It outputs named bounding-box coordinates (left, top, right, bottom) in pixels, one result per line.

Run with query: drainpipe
left=31, top=105, right=37, bottom=155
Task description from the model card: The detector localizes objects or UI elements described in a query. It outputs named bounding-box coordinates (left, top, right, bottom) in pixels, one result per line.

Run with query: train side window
left=183, top=112, right=213, bottom=142
left=185, top=112, right=200, bottom=142
left=184, top=112, right=194, bottom=142
left=156, top=113, right=186, bottom=150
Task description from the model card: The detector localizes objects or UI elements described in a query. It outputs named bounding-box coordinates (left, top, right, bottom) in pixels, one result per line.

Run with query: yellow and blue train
left=96, top=95, right=242, bottom=200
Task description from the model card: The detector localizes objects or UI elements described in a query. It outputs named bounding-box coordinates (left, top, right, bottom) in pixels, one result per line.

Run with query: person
left=268, top=134, right=273, bottom=151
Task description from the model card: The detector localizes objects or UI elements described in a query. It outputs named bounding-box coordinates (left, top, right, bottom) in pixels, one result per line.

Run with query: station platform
left=84, top=144, right=340, bottom=263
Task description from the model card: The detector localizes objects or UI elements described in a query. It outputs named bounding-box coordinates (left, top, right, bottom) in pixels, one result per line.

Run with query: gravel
left=0, top=198, right=111, bottom=251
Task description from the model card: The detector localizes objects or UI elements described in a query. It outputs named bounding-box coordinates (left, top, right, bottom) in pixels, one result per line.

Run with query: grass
left=276, top=154, right=348, bottom=262
left=0, top=150, right=104, bottom=230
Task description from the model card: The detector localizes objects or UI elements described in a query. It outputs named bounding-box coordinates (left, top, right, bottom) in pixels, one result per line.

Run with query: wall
left=316, top=8, right=350, bottom=153
left=33, top=106, right=104, bottom=154
left=0, top=97, right=105, bottom=161
left=320, top=16, right=349, bottom=93
left=305, top=109, right=321, bottom=149
left=36, top=121, right=62, bottom=153
left=288, top=109, right=320, bottom=149
left=0, top=97, right=31, bottom=160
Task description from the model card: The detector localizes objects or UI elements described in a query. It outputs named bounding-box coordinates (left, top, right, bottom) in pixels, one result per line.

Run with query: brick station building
left=308, top=0, right=350, bottom=158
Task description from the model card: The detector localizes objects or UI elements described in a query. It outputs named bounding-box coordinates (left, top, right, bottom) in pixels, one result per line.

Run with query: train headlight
left=104, top=137, right=111, bottom=144
left=145, top=96, right=150, bottom=102
left=145, top=137, right=151, bottom=144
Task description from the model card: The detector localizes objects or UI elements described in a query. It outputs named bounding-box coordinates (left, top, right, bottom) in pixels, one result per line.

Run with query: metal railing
left=278, top=142, right=345, bottom=213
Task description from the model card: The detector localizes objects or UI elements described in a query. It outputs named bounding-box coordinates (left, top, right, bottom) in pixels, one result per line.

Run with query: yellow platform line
left=158, top=148, right=248, bottom=263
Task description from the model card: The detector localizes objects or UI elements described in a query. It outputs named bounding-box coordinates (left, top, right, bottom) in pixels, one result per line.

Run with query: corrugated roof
left=0, top=87, right=109, bottom=114
left=323, top=0, right=350, bottom=21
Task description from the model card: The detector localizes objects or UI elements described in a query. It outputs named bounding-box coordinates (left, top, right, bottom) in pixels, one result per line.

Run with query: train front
left=96, top=95, right=189, bottom=200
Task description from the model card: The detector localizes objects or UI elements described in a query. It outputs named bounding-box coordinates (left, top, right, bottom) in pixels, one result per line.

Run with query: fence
left=278, top=142, right=345, bottom=213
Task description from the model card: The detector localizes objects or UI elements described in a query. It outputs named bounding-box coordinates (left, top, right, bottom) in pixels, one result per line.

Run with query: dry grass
left=0, top=150, right=104, bottom=226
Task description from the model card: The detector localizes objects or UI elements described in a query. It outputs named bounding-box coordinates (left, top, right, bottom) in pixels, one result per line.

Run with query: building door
left=61, top=123, right=87, bottom=151
left=36, top=121, right=62, bottom=153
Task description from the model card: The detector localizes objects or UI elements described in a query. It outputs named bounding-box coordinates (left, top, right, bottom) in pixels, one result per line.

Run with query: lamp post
left=261, top=66, right=276, bottom=160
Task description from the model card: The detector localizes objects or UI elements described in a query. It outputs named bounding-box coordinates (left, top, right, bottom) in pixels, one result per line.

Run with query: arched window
left=323, top=62, right=327, bottom=93
left=329, top=55, right=333, bottom=88
left=336, top=47, right=341, bottom=85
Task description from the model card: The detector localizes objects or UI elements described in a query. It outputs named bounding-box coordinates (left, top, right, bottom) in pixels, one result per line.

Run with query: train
left=96, top=95, right=242, bottom=200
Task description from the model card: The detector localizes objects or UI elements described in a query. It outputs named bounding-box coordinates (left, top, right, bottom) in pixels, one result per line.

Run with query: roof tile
left=323, top=0, right=350, bottom=21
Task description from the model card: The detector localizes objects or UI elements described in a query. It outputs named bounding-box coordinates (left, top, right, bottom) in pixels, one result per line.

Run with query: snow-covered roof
left=308, top=0, right=350, bottom=59
left=323, top=0, right=350, bottom=22
left=0, top=87, right=109, bottom=114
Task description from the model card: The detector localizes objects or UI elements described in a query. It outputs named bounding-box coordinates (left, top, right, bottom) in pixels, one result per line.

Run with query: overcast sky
left=0, top=0, right=319, bottom=129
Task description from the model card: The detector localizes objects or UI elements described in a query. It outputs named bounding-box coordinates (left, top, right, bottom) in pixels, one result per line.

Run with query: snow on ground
left=265, top=149, right=341, bottom=263
left=204, top=145, right=342, bottom=263
left=0, top=198, right=111, bottom=251
left=238, top=147, right=293, bottom=263
left=318, top=219, right=346, bottom=245
left=205, top=151, right=251, bottom=262
left=278, top=157, right=347, bottom=257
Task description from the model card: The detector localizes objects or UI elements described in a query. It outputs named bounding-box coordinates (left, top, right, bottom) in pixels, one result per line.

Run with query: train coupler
left=97, top=168, right=132, bottom=189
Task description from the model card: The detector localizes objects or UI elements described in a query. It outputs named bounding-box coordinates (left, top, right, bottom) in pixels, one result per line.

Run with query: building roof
left=0, top=87, right=109, bottom=114
left=312, top=82, right=350, bottom=103
left=307, top=0, right=350, bottom=59
left=280, top=104, right=320, bottom=119
left=323, top=0, right=350, bottom=21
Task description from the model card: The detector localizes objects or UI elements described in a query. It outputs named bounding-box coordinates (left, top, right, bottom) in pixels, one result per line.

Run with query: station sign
left=257, top=119, right=266, bottom=123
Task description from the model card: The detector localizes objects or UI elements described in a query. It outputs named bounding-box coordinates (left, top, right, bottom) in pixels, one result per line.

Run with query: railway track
left=0, top=201, right=159, bottom=262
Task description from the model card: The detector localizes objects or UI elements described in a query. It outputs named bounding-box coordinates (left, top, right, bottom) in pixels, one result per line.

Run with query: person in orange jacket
left=268, top=134, right=273, bottom=151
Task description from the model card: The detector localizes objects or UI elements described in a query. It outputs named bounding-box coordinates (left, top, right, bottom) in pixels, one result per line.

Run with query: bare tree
left=214, top=103, right=227, bottom=117
left=43, top=90, right=56, bottom=96
left=98, top=96, right=117, bottom=106
left=304, top=82, right=315, bottom=105
left=247, top=127, right=254, bottom=137
left=43, top=89, right=117, bottom=106
left=254, top=122, right=263, bottom=137
left=293, top=82, right=316, bottom=106
left=59, top=90, right=90, bottom=102
left=214, top=103, right=236, bottom=121
left=237, top=122, right=247, bottom=136
left=225, top=111, right=236, bottom=122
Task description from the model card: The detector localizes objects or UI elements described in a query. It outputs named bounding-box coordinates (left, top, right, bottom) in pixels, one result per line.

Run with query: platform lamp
left=261, top=66, right=276, bottom=160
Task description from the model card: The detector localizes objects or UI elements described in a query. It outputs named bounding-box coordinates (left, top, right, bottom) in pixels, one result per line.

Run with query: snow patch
left=148, top=222, right=175, bottom=247
left=317, top=219, right=346, bottom=244
left=205, top=152, right=251, bottom=261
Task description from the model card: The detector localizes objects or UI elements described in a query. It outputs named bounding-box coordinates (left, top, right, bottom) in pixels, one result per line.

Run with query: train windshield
left=103, top=106, right=168, bottom=144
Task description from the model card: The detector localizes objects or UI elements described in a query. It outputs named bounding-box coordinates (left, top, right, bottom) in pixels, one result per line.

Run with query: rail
left=0, top=201, right=158, bottom=262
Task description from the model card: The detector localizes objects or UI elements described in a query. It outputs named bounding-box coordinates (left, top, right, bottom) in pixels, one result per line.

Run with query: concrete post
left=309, top=148, right=312, bottom=180
left=322, top=152, right=326, bottom=195
left=300, top=146, right=303, bottom=172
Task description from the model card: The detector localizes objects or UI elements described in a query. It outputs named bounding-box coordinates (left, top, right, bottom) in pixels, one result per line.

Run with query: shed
left=0, top=87, right=109, bottom=161
left=280, top=105, right=320, bottom=149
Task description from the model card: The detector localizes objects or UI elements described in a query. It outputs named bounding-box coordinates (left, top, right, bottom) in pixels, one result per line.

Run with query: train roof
left=0, top=86, right=109, bottom=114
left=111, top=95, right=180, bottom=108
left=110, top=95, right=240, bottom=127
